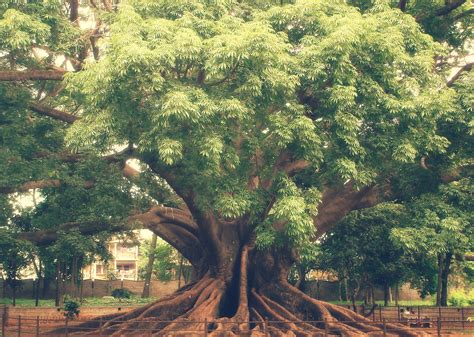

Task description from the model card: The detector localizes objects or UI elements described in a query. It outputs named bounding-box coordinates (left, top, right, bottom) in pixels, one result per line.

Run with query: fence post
left=397, top=305, right=400, bottom=322
left=204, top=318, right=208, bottom=337
left=372, top=307, right=375, bottom=322
left=438, top=306, right=441, bottom=320
left=99, top=316, right=103, bottom=336
left=379, top=306, right=382, bottom=322
left=36, top=316, right=39, bottom=337
left=148, top=320, right=152, bottom=337
left=382, top=318, right=387, bottom=337
left=18, top=315, right=21, bottom=337
left=263, top=320, right=268, bottom=337
left=65, top=317, right=69, bottom=337
left=324, top=318, right=329, bottom=336
left=461, top=307, right=465, bottom=329
left=417, top=306, right=420, bottom=321
left=436, top=317, right=441, bottom=337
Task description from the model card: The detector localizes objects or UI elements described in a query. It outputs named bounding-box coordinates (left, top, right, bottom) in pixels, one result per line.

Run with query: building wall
left=0, top=279, right=179, bottom=299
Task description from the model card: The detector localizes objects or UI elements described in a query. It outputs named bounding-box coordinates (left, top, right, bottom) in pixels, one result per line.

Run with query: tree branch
left=28, top=102, right=78, bottom=123
left=435, top=0, right=467, bottom=16
left=0, top=70, right=66, bottom=81
left=313, top=183, right=388, bottom=238
left=69, top=0, right=79, bottom=23
left=453, top=7, right=474, bottom=20
left=17, top=205, right=203, bottom=266
left=398, top=0, right=408, bottom=11
left=446, top=62, right=473, bottom=87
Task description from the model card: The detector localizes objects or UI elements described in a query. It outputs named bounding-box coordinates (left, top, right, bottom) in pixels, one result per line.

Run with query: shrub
left=63, top=298, right=80, bottom=319
left=448, top=289, right=474, bottom=307
left=111, top=288, right=131, bottom=300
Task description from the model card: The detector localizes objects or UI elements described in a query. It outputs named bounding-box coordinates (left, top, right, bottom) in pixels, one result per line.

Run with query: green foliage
left=448, top=289, right=474, bottom=307
left=1, top=0, right=471, bottom=270
left=139, top=239, right=188, bottom=281
left=63, top=297, right=80, bottom=319
left=318, top=203, right=411, bottom=290
left=111, top=288, right=132, bottom=299
left=391, top=179, right=473, bottom=257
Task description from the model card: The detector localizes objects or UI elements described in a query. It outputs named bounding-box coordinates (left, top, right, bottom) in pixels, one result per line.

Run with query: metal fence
left=1, top=315, right=474, bottom=336
left=346, top=304, right=474, bottom=323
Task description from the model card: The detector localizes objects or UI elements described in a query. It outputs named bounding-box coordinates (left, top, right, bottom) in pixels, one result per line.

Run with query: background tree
left=0, top=0, right=472, bottom=335
left=318, top=204, right=411, bottom=307
left=392, top=179, right=473, bottom=306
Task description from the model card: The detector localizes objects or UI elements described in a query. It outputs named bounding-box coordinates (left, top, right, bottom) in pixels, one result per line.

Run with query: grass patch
left=0, top=296, right=157, bottom=307
left=329, top=299, right=439, bottom=307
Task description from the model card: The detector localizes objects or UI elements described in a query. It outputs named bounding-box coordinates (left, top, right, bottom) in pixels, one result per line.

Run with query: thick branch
left=17, top=205, right=203, bottom=266
left=28, top=102, right=78, bottom=123
left=435, top=0, right=467, bottom=16
left=314, top=183, right=387, bottom=238
left=0, top=70, right=66, bottom=81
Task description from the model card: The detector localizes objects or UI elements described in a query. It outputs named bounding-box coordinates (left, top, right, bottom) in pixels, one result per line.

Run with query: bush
left=111, top=288, right=131, bottom=300
left=63, top=298, right=80, bottom=319
left=448, top=289, right=474, bottom=307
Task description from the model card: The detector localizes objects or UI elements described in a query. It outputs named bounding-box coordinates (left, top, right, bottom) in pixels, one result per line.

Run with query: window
left=96, top=264, right=104, bottom=274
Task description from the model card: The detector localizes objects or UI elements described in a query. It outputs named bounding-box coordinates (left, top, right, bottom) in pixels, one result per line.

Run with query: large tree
left=1, top=0, right=472, bottom=335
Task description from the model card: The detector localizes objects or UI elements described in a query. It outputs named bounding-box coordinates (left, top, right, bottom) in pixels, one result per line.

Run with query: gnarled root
left=48, top=249, right=427, bottom=337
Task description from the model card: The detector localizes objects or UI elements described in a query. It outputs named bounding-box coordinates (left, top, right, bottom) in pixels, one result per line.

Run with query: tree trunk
left=344, top=277, right=350, bottom=302
left=50, top=220, right=420, bottom=336
left=436, top=254, right=443, bottom=306
left=383, top=282, right=389, bottom=307
left=142, top=234, right=158, bottom=298
left=338, top=280, right=343, bottom=302
left=394, top=282, right=399, bottom=306
left=294, top=264, right=306, bottom=290
left=389, top=286, right=393, bottom=304
left=177, top=255, right=184, bottom=289
left=440, top=252, right=452, bottom=307
left=55, top=261, right=60, bottom=307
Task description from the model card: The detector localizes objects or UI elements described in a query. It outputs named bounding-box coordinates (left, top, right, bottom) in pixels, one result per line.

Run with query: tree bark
left=142, top=234, right=158, bottom=298
left=440, top=252, right=452, bottom=307
left=0, top=70, right=66, bottom=81
left=28, top=103, right=78, bottom=123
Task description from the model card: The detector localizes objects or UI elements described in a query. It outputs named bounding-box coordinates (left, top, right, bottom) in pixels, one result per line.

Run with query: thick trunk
left=49, top=218, right=421, bottom=336
left=440, top=252, right=452, bottom=307
left=142, top=234, right=158, bottom=298
left=55, top=244, right=421, bottom=336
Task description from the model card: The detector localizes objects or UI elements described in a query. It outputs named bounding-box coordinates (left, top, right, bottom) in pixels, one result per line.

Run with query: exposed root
left=47, top=263, right=427, bottom=336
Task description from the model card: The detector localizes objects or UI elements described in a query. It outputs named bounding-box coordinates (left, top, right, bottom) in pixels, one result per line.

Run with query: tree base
left=52, top=277, right=425, bottom=336
left=51, top=247, right=426, bottom=336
